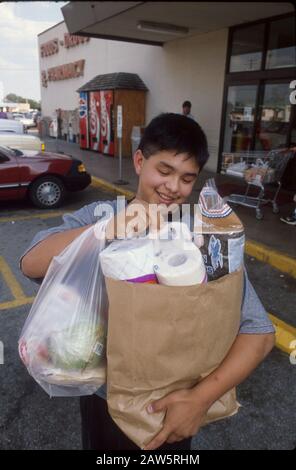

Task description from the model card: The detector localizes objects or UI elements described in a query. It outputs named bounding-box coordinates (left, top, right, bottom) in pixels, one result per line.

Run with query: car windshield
left=0, top=145, right=17, bottom=157
left=9, top=147, right=24, bottom=156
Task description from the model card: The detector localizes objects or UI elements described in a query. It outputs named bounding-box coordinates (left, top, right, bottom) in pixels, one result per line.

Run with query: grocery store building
left=38, top=2, right=295, bottom=185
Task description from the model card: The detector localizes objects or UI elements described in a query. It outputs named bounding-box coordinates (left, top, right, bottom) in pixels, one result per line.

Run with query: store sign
left=63, top=34, right=90, bottom=48
left=40, top=35, right=90, bottom=58
left=40, top=39, right=59, bottom=57
left=41, top=70, right=48, bottom=88
left=41, top=60, right=85, bottom=87
left=40, top=32, right=90, bottom=87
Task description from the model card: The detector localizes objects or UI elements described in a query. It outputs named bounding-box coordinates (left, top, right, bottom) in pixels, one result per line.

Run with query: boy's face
left=133, top=149, right=199, bottom=206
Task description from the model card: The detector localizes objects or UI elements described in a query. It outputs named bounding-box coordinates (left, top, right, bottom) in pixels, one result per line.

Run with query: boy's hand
left=143, top=389, right=208, bottom=450
left=105, top=197, right=165, bottom=240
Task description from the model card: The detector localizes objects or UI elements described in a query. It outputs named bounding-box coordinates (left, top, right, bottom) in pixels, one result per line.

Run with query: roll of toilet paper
left=156, top=221, right=192, bottom=242
left=99, top=238, right=157, bottom=282
left=153, top=242, right=207, bottom=286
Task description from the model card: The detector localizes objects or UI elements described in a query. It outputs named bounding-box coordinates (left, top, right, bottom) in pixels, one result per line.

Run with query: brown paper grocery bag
left=105, top=268, right=243, bottom=448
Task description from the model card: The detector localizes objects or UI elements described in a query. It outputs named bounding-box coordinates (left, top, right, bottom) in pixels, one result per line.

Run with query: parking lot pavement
left=0, top=304, right=81, bottom=450
left=193, top=347, right=296, bottom=450
left=0, top=187, right=295, bottom=449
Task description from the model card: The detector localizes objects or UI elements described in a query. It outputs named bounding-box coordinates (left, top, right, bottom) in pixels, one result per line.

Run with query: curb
left=91, top=176, right=135, bottom=199
left=245, top=240, right=296, bottom=279
left=268, top=313, right=296, bottom=356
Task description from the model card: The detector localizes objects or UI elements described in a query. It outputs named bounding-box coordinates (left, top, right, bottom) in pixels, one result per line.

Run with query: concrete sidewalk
left=44, top=136, right=296, bottom=260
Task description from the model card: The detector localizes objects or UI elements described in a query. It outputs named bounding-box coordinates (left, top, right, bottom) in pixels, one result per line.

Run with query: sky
left=0, top=1, right=67, bottom=102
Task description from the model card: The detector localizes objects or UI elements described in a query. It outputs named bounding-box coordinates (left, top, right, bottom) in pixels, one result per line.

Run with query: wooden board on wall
left=113, top=90, right=146, bottom=158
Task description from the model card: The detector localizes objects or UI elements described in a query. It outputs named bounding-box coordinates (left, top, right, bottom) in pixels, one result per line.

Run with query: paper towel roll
left=153, top=242, right=207, bottom=286
left=99, top=238, right=157, bottom=282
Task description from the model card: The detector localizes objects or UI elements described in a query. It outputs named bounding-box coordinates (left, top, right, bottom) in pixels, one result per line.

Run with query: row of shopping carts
left=221, top=148, right=295, bottom=220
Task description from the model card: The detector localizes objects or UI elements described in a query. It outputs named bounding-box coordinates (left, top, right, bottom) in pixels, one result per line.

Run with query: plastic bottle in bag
left=194, top=179, right=245, bottom=280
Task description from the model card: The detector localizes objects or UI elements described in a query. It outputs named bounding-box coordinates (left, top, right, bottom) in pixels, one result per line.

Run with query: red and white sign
left=89, top=92, right=101, bottom=151
left=79, top=92, right=89, bottom=149
left=100, top=90, right=114, bottom=155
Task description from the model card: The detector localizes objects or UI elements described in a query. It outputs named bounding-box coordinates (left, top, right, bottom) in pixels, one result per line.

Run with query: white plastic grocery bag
left=18, top=218, right=110, bottom=397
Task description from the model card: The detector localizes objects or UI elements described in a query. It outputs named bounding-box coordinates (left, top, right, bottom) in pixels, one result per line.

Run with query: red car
left=0, top=145, right=91, bottom=208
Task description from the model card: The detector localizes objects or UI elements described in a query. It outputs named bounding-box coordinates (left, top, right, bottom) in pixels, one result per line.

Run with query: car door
left=0, top=148, right=20, bottom=201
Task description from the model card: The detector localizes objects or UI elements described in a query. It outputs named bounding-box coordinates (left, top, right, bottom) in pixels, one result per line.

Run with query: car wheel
left=29, top=176, right=65, bottom=209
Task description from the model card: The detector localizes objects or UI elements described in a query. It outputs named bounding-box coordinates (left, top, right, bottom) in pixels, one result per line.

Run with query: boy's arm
left=21, top=224, right=93, bottom=279
left=20, top=197, right=154, bottom=280
left=20, top=199, right=120, bottom=281
left=144, top=332, right=275, bottom=450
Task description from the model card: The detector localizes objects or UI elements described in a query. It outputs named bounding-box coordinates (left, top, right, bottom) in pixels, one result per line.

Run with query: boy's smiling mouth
left=155, top=190, right=178, bottom=204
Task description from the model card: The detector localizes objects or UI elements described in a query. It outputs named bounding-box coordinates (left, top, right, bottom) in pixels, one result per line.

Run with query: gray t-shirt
left=19, top=199, right=275, bottom=400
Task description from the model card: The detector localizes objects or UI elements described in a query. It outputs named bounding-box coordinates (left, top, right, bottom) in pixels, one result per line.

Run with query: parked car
left=0, top=118, right=24, bottom=134
left=12, top=113, right=24, bottom=120
left=0, top=145, right=91, bottom=208
left=13, top=112, right=35, bottom=130
left=0, top=133, right=45, bottom=152
left=22, top=113, right=36, bottom=129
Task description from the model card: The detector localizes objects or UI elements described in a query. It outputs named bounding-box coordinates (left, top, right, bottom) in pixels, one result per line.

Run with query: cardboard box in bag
left=106, top=268, right=243, bottom=448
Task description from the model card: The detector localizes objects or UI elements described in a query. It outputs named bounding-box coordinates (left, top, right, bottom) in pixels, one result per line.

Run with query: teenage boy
left=20, top=113, right=275, bottom=451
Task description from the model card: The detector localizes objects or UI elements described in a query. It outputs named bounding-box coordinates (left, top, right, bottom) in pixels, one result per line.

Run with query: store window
left=223, top=85, right=258, bottom=152
left=229, top=24, right=264, bottom=72
left=220, top=13, right=296, bottom=189
left=266, top=16, right=296, bottom=70
left=255, top=82, right=292, bottom=150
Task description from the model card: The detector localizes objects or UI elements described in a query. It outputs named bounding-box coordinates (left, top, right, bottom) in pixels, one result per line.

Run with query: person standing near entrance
left=182, top=100, right=196, bottom=121
left=280, top=193, right=296, bottom=226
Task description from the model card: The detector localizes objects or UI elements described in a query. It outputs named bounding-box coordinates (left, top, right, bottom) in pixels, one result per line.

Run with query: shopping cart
left=221, top=148, right=294, bottom=220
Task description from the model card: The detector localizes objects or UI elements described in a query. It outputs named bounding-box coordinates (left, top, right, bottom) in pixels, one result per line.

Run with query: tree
left=5, top=93, right=26, bottom=103
left=4, top=93, right=41, bottom=110
left=28, top=98, right=41, bottom=110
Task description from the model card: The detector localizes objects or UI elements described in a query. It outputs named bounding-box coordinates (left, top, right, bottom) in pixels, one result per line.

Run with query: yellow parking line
left=245, top=240, right=296, bottom=279
left=269, top=313, right=296, bottom=355
left=0, top=297, right=35, bottom=311
left=0, top=256, right=36, bottom=310
left=0, top=211, right=68, bottom=223
left=0, top=256, right=27, bottom=300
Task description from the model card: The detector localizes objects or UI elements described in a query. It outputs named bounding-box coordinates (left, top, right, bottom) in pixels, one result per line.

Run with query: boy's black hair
left=138, top=113, right=209, bottom=171
left=182, top=100, right=192, bottom=108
